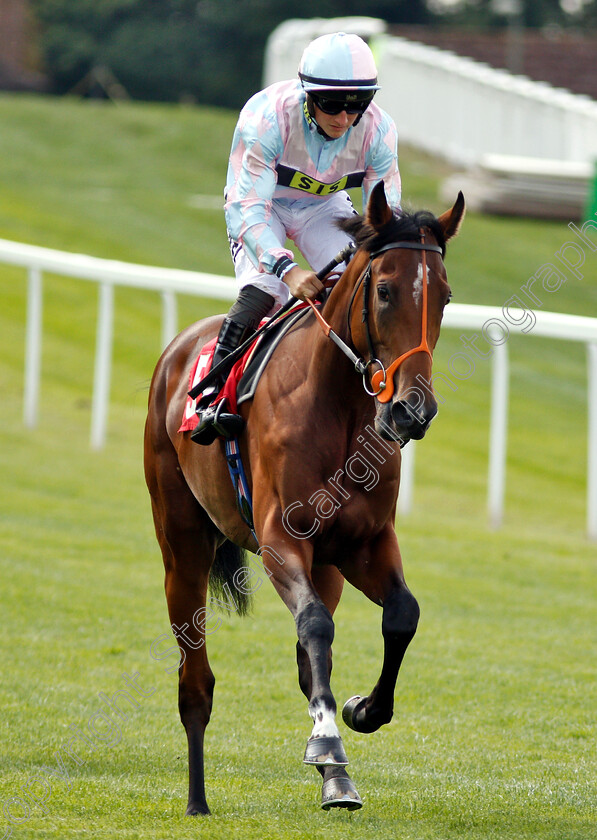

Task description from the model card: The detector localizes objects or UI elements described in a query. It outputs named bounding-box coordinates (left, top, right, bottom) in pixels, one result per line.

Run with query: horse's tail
left=209, top=540, right=252, bottom=617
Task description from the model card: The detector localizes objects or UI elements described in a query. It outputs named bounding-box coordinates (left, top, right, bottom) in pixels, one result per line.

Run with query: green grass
left=0, top=94, right=596, bottom=840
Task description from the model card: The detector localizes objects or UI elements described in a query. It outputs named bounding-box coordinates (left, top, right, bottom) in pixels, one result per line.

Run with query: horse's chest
left=293, top=469, right=397, bottom=546
left=337, top=487, right=393, bottom=534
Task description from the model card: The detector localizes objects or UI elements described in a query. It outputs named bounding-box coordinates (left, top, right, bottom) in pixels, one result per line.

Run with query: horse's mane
left=339, top=207, right=446, bottom=257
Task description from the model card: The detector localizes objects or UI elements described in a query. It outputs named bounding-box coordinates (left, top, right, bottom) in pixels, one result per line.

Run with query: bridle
left=308, top=232, right=443, bottom=402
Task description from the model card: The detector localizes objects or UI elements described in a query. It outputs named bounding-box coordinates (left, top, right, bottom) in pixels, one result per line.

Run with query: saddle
left=179, top=304, right=311, bottom=433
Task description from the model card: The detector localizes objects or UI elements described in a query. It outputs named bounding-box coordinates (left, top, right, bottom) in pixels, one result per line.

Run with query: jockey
left=191, top=31, right=402, bottom=445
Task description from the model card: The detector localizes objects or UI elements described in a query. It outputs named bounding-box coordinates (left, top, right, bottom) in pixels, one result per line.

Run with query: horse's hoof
left=303, top=735, right=349, bottom=766
left=185, top=803, right=210, bottom=816
left=321, top=775, right=363, bottom=811
left=342, top=695, right=368, bottom=732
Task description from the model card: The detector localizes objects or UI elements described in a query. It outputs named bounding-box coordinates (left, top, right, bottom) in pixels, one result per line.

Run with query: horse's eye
left=377, top=285, right=390, bottom=302
left=446, top=289, right=453, bottom=305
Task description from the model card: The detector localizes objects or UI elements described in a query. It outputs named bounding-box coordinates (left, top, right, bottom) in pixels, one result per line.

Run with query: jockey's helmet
left=298, top=32, right=380, bottom=94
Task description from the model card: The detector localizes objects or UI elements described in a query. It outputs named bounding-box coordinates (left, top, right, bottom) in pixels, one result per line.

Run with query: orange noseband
left=370, top=238, right=434, bottom=403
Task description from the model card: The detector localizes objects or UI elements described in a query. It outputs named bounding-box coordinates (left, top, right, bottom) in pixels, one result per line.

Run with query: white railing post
left=161, top=290, right=178, bottom=350
left=587, top=342, right=597, bottom=541
left=488, top=342, right=509, bottom=529
left=90, top=282, right=114, bottom=450
left=398, top=440, right=415, bottom=516
left=23, top=267, right=43, bottom=428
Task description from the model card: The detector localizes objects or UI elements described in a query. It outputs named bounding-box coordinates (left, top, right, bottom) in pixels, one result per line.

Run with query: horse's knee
left=295, top=600, right=335, bottom=649
left=382, top=587, right=420, bottom=641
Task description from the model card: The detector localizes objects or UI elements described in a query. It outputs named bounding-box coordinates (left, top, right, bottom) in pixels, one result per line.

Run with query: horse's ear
left=438, top=191, right=465, bottom=242
left=365, top=180, right=393, bottom=230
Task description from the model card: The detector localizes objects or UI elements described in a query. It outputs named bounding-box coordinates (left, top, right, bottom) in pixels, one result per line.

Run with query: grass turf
left=0, top=94, right=595, bottom=839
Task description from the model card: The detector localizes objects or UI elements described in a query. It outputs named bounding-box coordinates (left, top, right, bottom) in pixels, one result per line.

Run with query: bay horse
left=144, top=182, right=465, bottom=814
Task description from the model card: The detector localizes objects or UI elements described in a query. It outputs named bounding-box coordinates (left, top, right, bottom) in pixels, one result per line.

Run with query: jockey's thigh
left=229, top=205, right=292, bottom=311
left=228, top=192, right=356, bottom=311
left=289, top=191, right=356, bottom=274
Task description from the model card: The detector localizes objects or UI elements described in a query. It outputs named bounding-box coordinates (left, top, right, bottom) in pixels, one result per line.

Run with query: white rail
left=1, top=237, right=595, bottom=539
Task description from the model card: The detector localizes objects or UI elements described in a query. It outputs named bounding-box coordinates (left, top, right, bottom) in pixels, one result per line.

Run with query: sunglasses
left=310, top=92, right=374, bottom=116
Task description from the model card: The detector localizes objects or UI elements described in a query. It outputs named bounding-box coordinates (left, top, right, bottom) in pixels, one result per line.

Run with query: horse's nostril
left=391, top=399, right=437, bottom=434
left=392, top=400, right=423, bottom=427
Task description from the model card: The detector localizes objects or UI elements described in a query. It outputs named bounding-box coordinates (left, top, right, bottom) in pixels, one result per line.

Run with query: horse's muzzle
left=390, top=393, right=438, bottom=442
left=374, top=392, right=437, bottom=444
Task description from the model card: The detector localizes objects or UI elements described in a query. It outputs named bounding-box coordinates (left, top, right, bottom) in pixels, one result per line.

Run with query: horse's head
left=341, top=182, right=465, bottom=445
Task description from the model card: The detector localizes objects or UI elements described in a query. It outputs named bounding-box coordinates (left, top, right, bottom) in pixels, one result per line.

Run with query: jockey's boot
left=190, top=318, right=246, bottom=445
left=190, top=286, right=274, bottom=446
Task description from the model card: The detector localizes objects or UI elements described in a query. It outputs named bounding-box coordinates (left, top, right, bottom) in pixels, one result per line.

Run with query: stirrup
left=190, top=399, right=245, bottom=446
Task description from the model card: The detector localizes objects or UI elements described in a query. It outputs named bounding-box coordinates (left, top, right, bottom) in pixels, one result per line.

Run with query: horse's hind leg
left=147, top=457, right=218, bottom=816
left=165, top=528, right=217, bottom=816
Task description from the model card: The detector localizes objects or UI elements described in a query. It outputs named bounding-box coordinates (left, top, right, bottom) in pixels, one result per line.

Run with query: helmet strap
left=303, top=95, right=334, bottom=141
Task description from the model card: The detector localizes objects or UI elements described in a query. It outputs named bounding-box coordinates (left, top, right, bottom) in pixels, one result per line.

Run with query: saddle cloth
left=178, top=305, right=310, bottom=433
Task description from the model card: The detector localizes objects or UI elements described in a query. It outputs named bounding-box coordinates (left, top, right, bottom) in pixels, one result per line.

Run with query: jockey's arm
left=225, top=98, right=299, bottom=278
left=362, top=114, right=402, bottom=209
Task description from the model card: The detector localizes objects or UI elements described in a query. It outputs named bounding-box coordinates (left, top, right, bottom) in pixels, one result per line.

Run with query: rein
left=308, top=234, right=443, bottom=403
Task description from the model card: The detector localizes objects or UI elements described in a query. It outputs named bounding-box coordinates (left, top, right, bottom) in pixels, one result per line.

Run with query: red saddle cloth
left=178, top=333, right=259, bottom=433
left=178, top=302, right=314, bottom=433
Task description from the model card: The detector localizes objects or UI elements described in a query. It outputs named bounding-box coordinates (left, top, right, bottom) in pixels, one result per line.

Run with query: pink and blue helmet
left=298, top=32, right=380, bottom=93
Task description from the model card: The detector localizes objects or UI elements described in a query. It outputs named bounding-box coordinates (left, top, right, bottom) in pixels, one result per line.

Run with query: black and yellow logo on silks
left=288, top=171, right=348, bottom=195
left=276, top=163, right=365, bottom=196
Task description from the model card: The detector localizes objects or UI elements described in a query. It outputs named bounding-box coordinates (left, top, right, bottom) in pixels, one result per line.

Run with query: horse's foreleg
left=341, top=533, right=420, bottom=735
left=261, top=547, right=361, bottom=808
left=297, top=632, right=362, bottom=809
left=295, top=565, right=342, bottom=718
left=343, top=584, right=419, bottom=733
left=295, top=598, right=349, bottom=765
left=259, top=543, right=346, bottom=765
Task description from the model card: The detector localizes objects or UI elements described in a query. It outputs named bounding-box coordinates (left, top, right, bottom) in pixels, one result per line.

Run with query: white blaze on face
left=413, top=261, right=426, bottom=304
left=310, top=700, right=341, bottom=738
